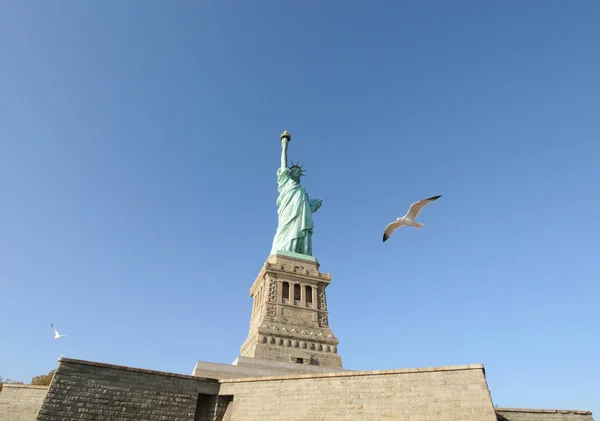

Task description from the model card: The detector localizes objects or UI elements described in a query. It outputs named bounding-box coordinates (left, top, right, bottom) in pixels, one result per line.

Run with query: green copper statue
left=270, top=130, right=322, bottom=257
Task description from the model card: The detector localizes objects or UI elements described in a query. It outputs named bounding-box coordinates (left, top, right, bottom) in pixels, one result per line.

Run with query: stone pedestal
left=238, top=252, right=343, bottom=369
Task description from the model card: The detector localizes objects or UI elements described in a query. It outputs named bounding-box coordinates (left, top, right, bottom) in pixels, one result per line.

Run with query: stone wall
left=496, top=408, right=595, bottom=421
left=219, top=363, right=498, bottom=421
left=0, top=384, right=48, bottom=421
left=36, top=357, right=221, bottom=421
left=4, top=357, right=593, bottom=421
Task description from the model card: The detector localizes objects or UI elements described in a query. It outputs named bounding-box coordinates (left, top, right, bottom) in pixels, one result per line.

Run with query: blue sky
left=1, top=0, right=598, bottom=414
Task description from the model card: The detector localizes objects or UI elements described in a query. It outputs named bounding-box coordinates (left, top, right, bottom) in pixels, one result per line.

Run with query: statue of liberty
left=270, top=130, right=322, bottom=257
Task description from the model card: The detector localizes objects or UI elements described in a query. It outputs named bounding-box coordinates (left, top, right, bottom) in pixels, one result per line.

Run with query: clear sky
left=1, top=0, right=598, bottom=414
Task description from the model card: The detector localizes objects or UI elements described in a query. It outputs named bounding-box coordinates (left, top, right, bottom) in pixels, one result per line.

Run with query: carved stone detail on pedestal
left=319, top=313, right=329, bottom=327
left=268, top=278, right=277, bottom=302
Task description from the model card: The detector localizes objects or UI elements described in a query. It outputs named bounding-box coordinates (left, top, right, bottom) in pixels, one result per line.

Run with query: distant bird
left=383, top=195, right=442, bottom=242
left=51, top=324, right=66, bottom=339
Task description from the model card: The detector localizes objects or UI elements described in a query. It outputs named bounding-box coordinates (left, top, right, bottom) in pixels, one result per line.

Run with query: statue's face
left=290, top=167, right=301, bottom=179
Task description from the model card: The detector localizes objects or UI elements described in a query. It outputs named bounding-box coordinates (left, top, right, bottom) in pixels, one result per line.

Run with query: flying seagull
left=51, top=324, right=66, bottom=339
left=383, top=195, right=442, bottom=242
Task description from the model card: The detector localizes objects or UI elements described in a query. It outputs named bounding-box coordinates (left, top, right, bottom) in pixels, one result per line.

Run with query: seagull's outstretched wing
left=404, top=195, right=442, bottom=220
left=51, top=324, right=65, bottom=339
left=383, top=220, right=405, bottom=242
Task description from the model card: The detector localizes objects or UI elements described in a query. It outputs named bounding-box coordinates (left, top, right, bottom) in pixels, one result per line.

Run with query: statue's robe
left=270, top=167, right=321, bottom=256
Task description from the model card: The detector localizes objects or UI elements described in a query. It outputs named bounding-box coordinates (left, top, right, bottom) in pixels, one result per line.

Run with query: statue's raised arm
left=270, top=130, right=322, bottom=257
left=280, top=130, right=290, bottom=170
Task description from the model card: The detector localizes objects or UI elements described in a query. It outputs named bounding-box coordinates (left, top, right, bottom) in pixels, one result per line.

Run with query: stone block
left=0, top=384, right=48, bottom=421
left=35, top=357, right=219, bottom=421
left=496, top=408, right=594, bottom=421
left=218, top=364, right=499, bottom=420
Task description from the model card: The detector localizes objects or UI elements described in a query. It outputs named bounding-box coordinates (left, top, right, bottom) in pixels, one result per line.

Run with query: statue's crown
left=289, top=160, right=307, bottom=176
